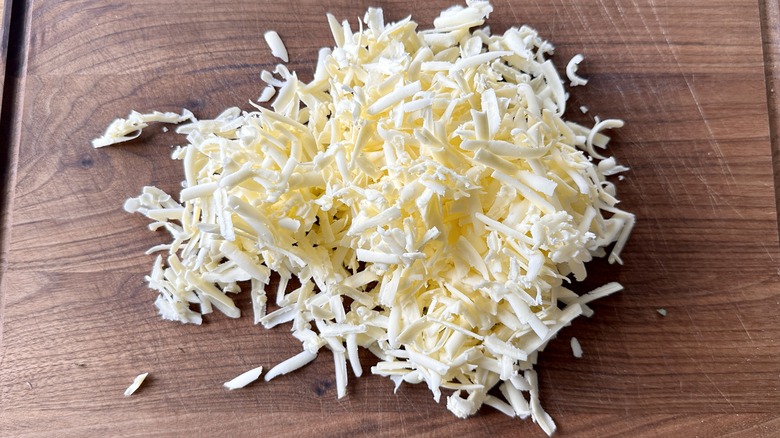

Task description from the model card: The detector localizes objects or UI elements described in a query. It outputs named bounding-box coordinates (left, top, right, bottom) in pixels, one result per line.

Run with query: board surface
left=1, top=0, right=779, bottom=436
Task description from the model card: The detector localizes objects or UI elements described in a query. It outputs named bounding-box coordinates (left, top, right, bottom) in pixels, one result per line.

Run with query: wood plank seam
left=759, top=0, right=780, bottom=251
left=0, top=0, right=13, bottom=111
left=0, top=0, right=31, bottom=349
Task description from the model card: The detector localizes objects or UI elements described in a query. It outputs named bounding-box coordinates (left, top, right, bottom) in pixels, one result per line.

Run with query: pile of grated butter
left=94, top=1, right=633, bottom=434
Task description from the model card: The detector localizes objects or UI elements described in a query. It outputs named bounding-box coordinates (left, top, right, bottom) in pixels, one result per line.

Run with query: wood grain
left=1, top=412, right=779, bottom=438
left=2, top=0, right=780, bottom=436
left=762, top=0, right=780, bottom=228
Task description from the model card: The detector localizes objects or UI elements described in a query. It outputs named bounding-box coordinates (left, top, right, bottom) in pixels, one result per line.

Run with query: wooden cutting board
left=1, top=0, right=779, bottom=436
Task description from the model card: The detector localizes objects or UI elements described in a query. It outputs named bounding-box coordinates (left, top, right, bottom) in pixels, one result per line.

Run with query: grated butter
left=95, top=1, right=634, bottom=435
